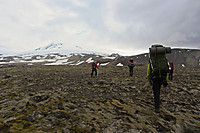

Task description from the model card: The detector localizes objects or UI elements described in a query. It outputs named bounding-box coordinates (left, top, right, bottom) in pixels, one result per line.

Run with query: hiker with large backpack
left=91, top=61, right=99, bottom=77
left=128, top=59, right=135, bottom=77
left=169, top=62, right=174, bottom=80
left=147, top=44, right=171, bottom=113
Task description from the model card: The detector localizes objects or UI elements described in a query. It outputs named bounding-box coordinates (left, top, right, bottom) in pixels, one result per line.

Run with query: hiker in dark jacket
left=168, top=62, right=174, bottom=80
left=147, top=44, right=171, bottom=113
left=128, top=59, right=135, bottom=77
left=91, top=61, right=99, bottom=77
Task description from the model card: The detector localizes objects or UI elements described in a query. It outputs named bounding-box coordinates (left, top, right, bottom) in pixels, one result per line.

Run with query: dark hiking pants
left=91, top=68, right=97, bottom=77
left=129, top=67, right=133, bottom=77
left=169, top=70, right=173, bottom=80
left=152, top=79, right=162, bottom=110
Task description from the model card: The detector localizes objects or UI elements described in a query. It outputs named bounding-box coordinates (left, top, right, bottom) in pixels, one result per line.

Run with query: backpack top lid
left=151, top=44, right=164, bottom=47
left=149, top=45, right=171, bottom=56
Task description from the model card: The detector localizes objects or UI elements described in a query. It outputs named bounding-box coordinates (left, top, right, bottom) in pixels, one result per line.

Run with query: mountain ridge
left=0, top=43, right=200, bottom=67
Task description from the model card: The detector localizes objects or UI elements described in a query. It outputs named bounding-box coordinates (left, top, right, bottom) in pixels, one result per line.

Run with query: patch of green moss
left=87, top=102, right=101, bottom=111
left=36, top=99, right=64, bottom=114
left=9, top=120, right=35, bottom=133
left=0, top=123, right=11, bottom=132
left=111, top=99, right=123, bottom=107
left=0, top=118, right=7, bottom=123
left=72, top=125, right=93, bottom=133
left=122, top=105, right=136, bottom=115
left=0, top=118, right=36, bottom=132
left=52, top=110, right=77, bottom=120
left=0, top=80, right=8, bottom=86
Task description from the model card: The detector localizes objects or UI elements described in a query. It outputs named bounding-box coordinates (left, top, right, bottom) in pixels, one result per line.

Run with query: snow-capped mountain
left=27, top=43, right=104, bottom=56
left=35, top=43, right=63, bottom=51
left=0, top=43, right=118, bottom=66
left=32, top=43, right=67, bottom=55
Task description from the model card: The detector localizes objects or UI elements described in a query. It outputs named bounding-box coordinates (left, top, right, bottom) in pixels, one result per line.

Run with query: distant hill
left=113, top=48, right=200, bottom=67
left=167, top=49, right=200, bottom=67
left=0, top=48, right=200, bottom=67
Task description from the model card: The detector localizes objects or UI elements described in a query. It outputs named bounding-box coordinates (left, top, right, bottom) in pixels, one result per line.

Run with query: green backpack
left=149, top=45, right=170, bottom=77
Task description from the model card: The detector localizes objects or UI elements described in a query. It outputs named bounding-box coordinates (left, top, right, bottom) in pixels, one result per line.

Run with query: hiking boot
left=163, top=83, right=168, bottom=87
left=155, top=108, right=160, bottom=113
left=163, top=80, right=168, bottom=87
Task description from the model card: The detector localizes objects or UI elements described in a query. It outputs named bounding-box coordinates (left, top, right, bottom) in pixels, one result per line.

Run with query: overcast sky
left=0, top=0, right=200, bottom=55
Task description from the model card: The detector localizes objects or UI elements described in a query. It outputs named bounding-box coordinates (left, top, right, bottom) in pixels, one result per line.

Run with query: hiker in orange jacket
left=91, top=61, right=99, bottom=77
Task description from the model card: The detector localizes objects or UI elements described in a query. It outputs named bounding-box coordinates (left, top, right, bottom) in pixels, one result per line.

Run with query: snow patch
left=24, top=56, right=32, bottom=60
left=36, top=56, right=41, bottom=59
left=64, top=61, right=75, bottom=65
left=56, top=56, right=67, bottom=60
left=66, top=54, right=73, bottom=58
left=0, top=62, right=8, bottom=64
left=102, top=57, right=116, bottom=60
left=44, top=62, right=61, bottom=65
left=86, top=57, right=93, bottom=63
left=37, top=43, right=63, bottom=51
left=44, top=59, right=69, bottom=65
left=28, top=60, right=45, bottom=63
left=100, top=62, right=110, bottom=66
left=56, top=59, right=68, bottom=64
left=76, top=60, right=84, bottom=65
left=116, top=63, right=123, bottom=66
left=45, top=59, right=57, bottom=62
left=79, top=54, right=85, bottom=57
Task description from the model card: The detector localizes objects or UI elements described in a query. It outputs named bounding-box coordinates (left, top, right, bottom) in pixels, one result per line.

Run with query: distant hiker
left=128, top=59, right=135, bottom=77
left=147, top=44, right=171, bottom=113
left=91, top=61, right=99, bottom=77
left=169, top=62, right=174, bottom=80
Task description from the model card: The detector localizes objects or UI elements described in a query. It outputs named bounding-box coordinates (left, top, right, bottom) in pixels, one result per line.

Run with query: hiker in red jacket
left=169, top=62, right=174, bottom=80
left=91, top=61, right=99, bottom=77
left=128, top=59, right=135, bottom=77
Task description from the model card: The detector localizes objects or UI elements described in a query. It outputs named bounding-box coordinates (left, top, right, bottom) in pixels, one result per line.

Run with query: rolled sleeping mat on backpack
left=149, top=47, right=156, bottom=55
left=149, top=47, right=166, bottom=55
left=157, top=47, right=166, bottom=54
left=165, top=47, right=171, bottom=53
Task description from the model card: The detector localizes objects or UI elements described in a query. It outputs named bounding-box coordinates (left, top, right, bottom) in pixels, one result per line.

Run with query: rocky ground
left=0, top=64, right=200, bottom=133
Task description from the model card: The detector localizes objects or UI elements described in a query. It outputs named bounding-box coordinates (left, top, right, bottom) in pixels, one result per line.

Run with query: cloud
left=106, top=0, right=200, bottom=43
left=75, top=30, right=87, bottom=35
left=68, top=0, right=88, bottom=7
left=0, top=0, right=200, bottom=55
